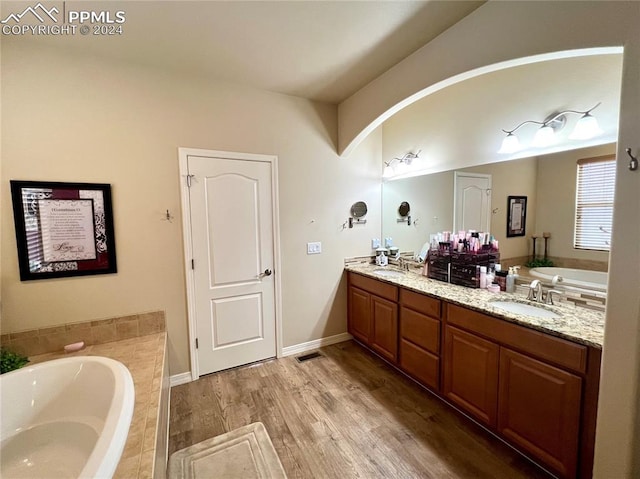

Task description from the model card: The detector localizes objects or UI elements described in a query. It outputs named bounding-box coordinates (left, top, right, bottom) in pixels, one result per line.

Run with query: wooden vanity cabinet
left=346, top=272, right=600, bottom=479
left=370, top=295, right=398, bottom=362
left=347, top=273, right=398, bottom=363
left=443, top=325, right=499, bottom=427
left=498, top=347, right=582, bottom=479
left=399, top=289, right=442, bottom=392
left=444, top=303, right=591, bottom=479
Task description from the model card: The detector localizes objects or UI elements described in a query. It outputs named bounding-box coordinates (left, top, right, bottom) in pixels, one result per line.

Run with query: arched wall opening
left=340, top=47, right=622, bottom=159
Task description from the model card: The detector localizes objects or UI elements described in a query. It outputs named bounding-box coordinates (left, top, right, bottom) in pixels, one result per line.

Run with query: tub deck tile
left=29, top=332, right=167, bottom=479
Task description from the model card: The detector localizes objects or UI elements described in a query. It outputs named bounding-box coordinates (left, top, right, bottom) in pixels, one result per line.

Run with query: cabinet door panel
left=400, top=338, right=440, bottom=391
left=370, top=295, right=398, bottom=363
left=348, top=287, right=371, bottom=344
left=443, top=326, right=499, bottom=427
left=499, top=348, right=582, bottom=478
left=400, top=306, right=440, bottom=354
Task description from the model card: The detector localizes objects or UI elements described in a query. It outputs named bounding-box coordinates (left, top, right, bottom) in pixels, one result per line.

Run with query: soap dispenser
left=506, top=267, right=516, bottom=293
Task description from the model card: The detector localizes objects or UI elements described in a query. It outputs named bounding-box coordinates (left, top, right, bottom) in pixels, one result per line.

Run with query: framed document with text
left=506, top=195, right=527, bottom=238
left=10, top=180, right=117, bottom=281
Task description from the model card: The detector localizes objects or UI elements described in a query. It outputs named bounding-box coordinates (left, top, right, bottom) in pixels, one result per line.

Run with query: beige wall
left=382, top=158, right=537, bottom=262
left=382, top=171, right=453, bottom=255
left=464, top=159, right=537, bottom=261
left=0, top=42, right=382, bottom=375
left=379, top=54, right=621, bottom=179
left=535, top=144, right=615, bottom=265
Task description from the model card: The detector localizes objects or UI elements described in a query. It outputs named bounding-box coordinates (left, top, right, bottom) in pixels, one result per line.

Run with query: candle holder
left=531, top=235, right=539, bottom=261
left=543, top=232, right=551, bottom=260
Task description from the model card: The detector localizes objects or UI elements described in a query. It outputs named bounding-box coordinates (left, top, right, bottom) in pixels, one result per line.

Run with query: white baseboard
left=170, top=372, right=193, bottom=387
left=281, top=332, right=352, bottom=357
left=170, top=333, right=353, bottom=384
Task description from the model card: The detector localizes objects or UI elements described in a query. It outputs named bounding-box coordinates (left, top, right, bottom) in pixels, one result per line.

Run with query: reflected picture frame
left=506, top=195, right=527, bottom=237
left=10, top=180, right=117, bottom=281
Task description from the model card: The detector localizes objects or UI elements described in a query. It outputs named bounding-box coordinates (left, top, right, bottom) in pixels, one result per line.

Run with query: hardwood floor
left=169, top=340, right=553, bottom=478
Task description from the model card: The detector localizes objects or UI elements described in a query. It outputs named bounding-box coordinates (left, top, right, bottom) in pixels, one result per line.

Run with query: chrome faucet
left=545, top=289, right=561, bottom=305
left=527, top=280, right=544, bottom=302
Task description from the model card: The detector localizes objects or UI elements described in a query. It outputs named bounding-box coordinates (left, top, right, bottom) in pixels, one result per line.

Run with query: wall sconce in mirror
left=348, top=201, right=368, bottom=228
left=397, top=201, right=411, bottom=225
left=383, top=150, right=421, bottom=178
left=498, top=103, right=603, bottom=154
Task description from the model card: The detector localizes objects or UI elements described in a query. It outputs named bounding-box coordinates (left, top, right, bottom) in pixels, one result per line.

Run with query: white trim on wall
left=170, top=333, right=353, bottom=386
left=281, top=332, right=353, bottom=357
left=170, top=372, right=193, bottom=388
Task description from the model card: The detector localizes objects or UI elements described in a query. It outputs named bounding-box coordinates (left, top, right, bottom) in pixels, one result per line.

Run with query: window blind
left=574, top=156, right=616, bottom=251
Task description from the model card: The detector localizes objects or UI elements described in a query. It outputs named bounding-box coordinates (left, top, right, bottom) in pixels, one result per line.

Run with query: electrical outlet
left=371, top=238, right=381, bottom=248
left=307, top=242, right=322, bottom=255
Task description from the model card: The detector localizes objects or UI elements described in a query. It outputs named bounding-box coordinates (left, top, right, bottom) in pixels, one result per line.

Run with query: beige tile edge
left=1, top=311, right=166, bottom=357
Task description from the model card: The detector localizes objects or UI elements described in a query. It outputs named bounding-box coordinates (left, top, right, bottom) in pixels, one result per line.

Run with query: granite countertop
left=345, top=263, right=605, bottom=349
left=29, top=332, right=167, bottom=479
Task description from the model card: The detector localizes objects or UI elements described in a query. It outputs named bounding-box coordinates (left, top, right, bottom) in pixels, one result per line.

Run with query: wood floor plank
left=169, top=341, right=553, bottom=478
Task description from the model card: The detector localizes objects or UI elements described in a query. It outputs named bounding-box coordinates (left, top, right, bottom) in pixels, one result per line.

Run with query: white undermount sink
left=490, top=301, right=560, bottom=319
left=372, top=268, right=405, bottom=278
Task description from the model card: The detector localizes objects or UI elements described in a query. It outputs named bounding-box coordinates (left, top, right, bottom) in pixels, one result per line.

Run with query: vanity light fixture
left=383, top=150, right=421, bottom=178
left=498, top=103, right=603, bottom=154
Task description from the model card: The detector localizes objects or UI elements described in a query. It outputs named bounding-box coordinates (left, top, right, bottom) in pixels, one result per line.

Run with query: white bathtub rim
left=529, top=266, right=608, bottom=292
left=79, top=357, right=135, bottom=479
left=0, top=356, right=135, bottom=479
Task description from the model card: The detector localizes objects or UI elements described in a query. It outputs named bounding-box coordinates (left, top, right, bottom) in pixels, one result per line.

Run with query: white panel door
left=188, top=154, right=276, bottom=375
left=454, top=172, right=492, bottom=233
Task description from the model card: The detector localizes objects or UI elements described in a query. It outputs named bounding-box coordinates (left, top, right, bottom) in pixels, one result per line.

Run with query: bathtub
left=0, top=356, right=134, bottom=479
left=529, top=266, right=608, bottom=292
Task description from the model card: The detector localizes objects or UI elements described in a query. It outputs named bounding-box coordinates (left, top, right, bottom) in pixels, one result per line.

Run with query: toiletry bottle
left=506, top=267, right=516, bottom=293
left=479, top=266, right=487, bottom=289
left=496, top=270, right=508, bottom=291
left=485, top=266, right=495, bottom=288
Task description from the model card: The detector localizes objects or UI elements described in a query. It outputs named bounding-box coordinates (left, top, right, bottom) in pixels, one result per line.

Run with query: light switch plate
left=307, top=242, right=322, bottom=255
left=371, top=238, right=381, bottom=248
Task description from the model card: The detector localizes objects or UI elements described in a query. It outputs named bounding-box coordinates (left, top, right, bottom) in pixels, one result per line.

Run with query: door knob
left=259, top=269, right=272, bottom=278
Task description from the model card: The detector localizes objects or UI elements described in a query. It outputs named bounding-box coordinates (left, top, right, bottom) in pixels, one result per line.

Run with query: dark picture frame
left=10, top=180, right=117, bottom=281
left=506, top=195, right=527, bottom=237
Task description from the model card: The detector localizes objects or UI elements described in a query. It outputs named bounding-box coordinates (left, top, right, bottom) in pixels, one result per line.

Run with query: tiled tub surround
left=345, top=262, right=605, bottom=348
left=0, top=311, right=166, bottom=357
left=28, top=332, right=169, bottom=479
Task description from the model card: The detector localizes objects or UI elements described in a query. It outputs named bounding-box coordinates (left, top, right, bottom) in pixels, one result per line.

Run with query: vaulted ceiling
left=2, top=0, right=485, bottom=103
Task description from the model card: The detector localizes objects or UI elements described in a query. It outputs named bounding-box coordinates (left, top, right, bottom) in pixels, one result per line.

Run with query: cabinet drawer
left=349, top=272, right=398, bottom=302
left=400, top=339, right=439, bottom=391
left=400, top=289, right=441, bottom=319
left=446, top=304, right=587, bottom=374
left=400, top=307, right=440, bottom=354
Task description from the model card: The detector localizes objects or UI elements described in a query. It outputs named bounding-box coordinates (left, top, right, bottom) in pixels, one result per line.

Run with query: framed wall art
left=507, top=195, right=527, bottom=237
left=10, top=180, right=117, bottom=281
